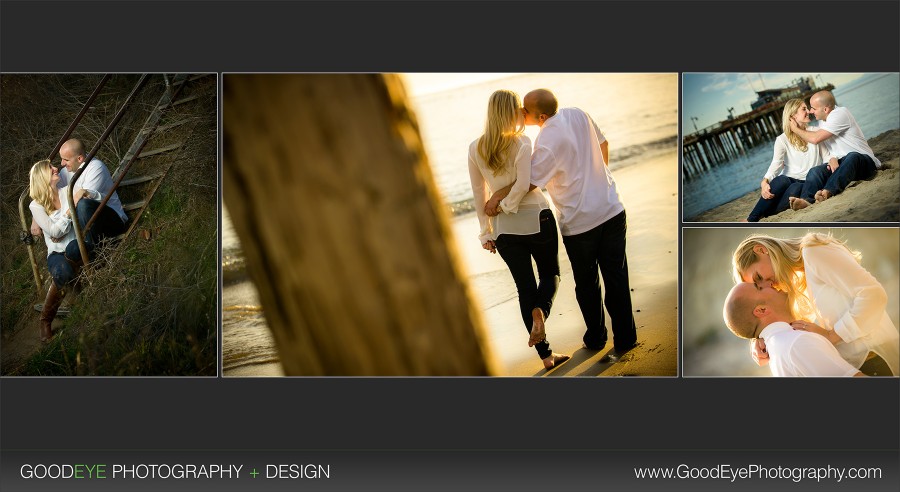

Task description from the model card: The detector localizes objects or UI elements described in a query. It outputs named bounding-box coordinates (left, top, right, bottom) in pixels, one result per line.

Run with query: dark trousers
left=495, top=208, right=561, bottom=360
left=562, top=210, right=637, bottom=352
left=747, top=175, right=804, bottom=222
left=64, top=198, right=127, bottom=264
left=799, top=152, right=877, bottom=202
left=47, top=252, right=77, bottom=289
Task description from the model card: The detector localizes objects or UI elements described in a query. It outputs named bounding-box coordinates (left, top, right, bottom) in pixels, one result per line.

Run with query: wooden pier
left=683, top=84, right=834, bottom=180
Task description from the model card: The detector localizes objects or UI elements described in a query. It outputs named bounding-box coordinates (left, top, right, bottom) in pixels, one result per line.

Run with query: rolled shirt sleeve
left=467, top=147, right=493, bottom=245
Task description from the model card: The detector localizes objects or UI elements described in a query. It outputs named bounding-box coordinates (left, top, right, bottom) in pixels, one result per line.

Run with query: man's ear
left=752, top=304, right=768, bottom=319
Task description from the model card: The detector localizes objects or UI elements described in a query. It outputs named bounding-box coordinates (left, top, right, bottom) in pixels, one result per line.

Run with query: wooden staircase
left=33, top=73, right=216, bottom=312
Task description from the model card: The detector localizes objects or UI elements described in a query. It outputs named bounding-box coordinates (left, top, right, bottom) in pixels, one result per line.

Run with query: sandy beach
left=690, top=129, right=900, bottom=223
left=224, top=150, right=679, bottom=377
left=455, top=150, right=679, bottom=376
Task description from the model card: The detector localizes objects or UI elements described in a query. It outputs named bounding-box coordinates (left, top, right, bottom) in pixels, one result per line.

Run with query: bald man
left=57, top=139, right=128, bottom=264
left=787, top=91, right=881, bottom=210
left=486, top=89, right=637, bottom=357
left=723, top=283, right=863, bottom=377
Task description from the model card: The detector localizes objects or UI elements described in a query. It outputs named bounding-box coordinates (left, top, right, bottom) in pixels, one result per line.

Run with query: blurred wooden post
left=223, top=74, right=498, bottom=376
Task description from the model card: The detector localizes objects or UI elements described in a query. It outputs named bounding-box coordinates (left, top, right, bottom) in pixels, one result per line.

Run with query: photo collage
left=2, top=72, right=897, bottom=378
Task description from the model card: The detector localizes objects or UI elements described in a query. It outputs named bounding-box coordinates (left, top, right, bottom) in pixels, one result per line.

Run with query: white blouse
left=763, top=133, right=827, bottom=182
left=29, top=186, right=74, bottom=257
left=468, top=134, right=549, bottom=245
left=803, top=243, right=899, bottom=376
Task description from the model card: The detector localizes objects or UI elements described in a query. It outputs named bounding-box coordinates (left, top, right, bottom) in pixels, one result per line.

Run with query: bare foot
left=814, top=189, right=832, bottom=202
left=740, top=219, right=749, bottom=222
left=789, top=197, right=811, bottom=210
left=529, top=308, right=546, bottom=347
left=542, top=353, right=570, bottom=370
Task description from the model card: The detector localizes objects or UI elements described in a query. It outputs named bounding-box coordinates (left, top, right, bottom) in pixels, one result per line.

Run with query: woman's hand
left=792, top=320, right=842, bottom=344
left=760, top=179, right=773, bottom=199
left=750, top=338, right=769, bottom=366
left=484, top=198, right=501, bottom=217
left=482, top=240, right=497, bottom=254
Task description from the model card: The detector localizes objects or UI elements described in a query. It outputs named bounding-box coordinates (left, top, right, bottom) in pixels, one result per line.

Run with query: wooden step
left=172, top=73, right=214, bottom=85
left=138, top=142, right=182, bottom=158
left=119, top=172, right=166, bottom=187
left=140, top=117, right=197, bottom=135
left=123, top=199, right=147, bottom=212
left=171, top=94, right=200, bottom=107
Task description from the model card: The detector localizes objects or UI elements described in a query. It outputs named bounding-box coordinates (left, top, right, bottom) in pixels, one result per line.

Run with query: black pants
left=746, top=175, right=804, bottom=222
left=562, top=210, right=637, bottom=352
left=495, top=209, right=561, bottom=360
left=799, top=152, right=877, bottom=202
left=64, top=198, right=127, bottom=265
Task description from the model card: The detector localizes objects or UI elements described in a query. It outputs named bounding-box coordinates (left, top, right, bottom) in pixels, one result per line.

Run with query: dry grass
left=1, top=74, right=217, bottom=376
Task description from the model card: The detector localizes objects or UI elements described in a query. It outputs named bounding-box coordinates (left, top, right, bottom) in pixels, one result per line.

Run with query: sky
left=682, top=73, right=866, bottom=133
left=400, top=73, right=521, bottom=97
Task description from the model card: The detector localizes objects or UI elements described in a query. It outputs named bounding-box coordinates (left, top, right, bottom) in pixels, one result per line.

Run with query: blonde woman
left=467, top=90, right=569, bottom=370
left=745, top=99, right=829, bottom=222
left=28, top=159, right=78, bottom=342
left=732, top=233, right=899, bottom=376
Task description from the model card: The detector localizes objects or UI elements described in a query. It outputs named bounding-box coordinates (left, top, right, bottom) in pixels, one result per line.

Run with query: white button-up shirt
left=803, top=243, right=899, bottom=376
left=530, top=108, right=624, bottom=236
left=759, top=322, right=859, bottom=377
left=817, top=106, right=882, bottom=168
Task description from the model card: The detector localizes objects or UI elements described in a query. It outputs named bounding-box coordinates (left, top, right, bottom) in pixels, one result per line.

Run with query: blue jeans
left=799, top=152, right=877, bottom=202
left=561, top=210, right=637, bottom=352
left=47, top=252, right=77, bottom=289
left=64, top=198, right=127, bottom=264
left=747, top=175, right=804, bottom=222
left=495, top=208, right=561, bottom=360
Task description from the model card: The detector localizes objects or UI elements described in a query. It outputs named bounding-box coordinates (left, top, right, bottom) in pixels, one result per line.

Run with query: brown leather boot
left=39, top=284, right=65, bottom=343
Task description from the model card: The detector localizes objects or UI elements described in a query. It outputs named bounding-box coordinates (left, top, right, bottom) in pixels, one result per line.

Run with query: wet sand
left=223, top=150, right=679, bottom=377
left=455, top=150, right=679, bottom=376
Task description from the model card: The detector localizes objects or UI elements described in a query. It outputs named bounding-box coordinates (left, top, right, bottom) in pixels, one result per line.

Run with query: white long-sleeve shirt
left=29, top=187, right=74, bottom=256
left=468, top=134, right=549, bottom=245
left=759, top=322, right=860, bottom=377
left=763, top=133, right=827, bottom=182
left=61, top=158, right=128, bottom=223
left=803, top=243, right=899, bottom=376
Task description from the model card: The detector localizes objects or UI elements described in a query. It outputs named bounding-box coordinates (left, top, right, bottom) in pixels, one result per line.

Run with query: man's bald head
left=723, top=283, right=763, bottom=339
left=60, top=139, right=85, bottom=157
left=524, top=89, right=558, bottom=117
left=810, top=91, right=836, bottom=109
left=810, top=91, right=835, bottom=110
left=59, top=138, right=86, bottom=172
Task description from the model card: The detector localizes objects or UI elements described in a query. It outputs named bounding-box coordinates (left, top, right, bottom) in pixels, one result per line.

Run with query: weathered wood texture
left=223, top=74, right=498, bottom=375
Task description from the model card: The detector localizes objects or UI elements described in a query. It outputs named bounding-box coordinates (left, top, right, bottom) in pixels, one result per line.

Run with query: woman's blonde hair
left=478, top=90, right=524, bottom=176
left=732, top=233, right=861, bottom=320
left=29, top=159, right=56, bottom=215
left=782, top=98, right=808, bottom=152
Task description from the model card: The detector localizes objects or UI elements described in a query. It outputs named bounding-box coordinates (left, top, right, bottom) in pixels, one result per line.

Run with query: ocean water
left=410, top=73, right=678, bottom=213
left=684, top=73, right=900, bottom=220
left=222, top=73, right=679, bottom=373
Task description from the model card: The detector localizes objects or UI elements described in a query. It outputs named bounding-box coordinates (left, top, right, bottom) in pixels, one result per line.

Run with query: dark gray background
left=2, top=1, right=898, bottom=491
